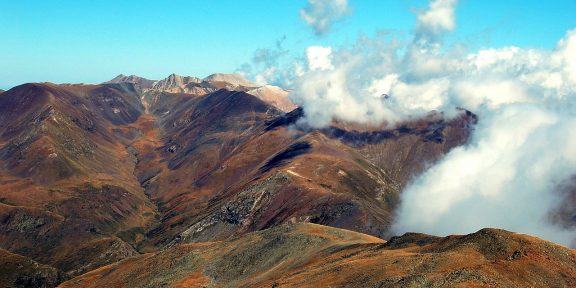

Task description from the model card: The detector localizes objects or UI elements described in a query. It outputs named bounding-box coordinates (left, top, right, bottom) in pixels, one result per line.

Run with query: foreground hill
left=59, top=223, right=576, bottom=288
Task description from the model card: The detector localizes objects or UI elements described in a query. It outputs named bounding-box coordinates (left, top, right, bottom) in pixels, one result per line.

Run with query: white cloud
left=415, top=0, right=459, bottom=43
left=236, top=0, right=576, bottom=245
left=306, top=46, right=334, bottom=71
left=287, top=0, right=576, bottom=246
left=300, top=0, right=350, bottom=36
left=388, top=30, right=576, bottom=247
left=392, top=105, right=576, bottom=247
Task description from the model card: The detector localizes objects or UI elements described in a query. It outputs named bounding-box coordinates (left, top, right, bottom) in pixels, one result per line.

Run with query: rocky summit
left=0, top=75, right=573, bottom=288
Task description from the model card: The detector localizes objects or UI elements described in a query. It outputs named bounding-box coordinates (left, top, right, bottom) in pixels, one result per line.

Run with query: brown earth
left=58, top=223, right=576, bottom=288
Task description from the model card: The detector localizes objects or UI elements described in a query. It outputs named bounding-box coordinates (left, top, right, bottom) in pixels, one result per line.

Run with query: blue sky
left=0, top=0, right=575, bottom=89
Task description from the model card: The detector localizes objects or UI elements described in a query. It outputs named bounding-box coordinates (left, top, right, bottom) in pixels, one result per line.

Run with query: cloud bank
left=300, top=0, right=350, bottom=36
left=392, top=30, right=576, bottom=247
left=288, top=0, right=576, bottom=246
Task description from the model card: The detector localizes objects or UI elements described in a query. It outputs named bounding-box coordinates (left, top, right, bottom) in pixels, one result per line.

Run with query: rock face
left=59, top=223, right=576, bottom=288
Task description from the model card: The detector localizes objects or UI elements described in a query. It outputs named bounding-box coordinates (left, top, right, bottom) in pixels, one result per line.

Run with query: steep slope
left=130, top=90, right=475, bottom=248
left=0, top=83, right=158, bottom=276
left=0, top=248, right=68, bottom=288
left=59, top=223, right=576, bottom=288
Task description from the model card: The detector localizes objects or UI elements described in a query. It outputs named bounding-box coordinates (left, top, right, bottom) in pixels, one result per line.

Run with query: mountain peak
left=247, top=85, right=297, bottom=112
left=151, top=74, right=201, bottom=93
left=203, top=73, right=256, bottom=88
left=103, top=72, right=296, bottom=112
left=105, top=74, right=155, bottom=89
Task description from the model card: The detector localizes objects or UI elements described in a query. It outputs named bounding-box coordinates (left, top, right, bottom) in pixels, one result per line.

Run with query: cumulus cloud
left=415, top=0, right=458, bottom=42
left=306, top=46, right=334, bottom=71
left=300, top=0, right=350, bottom=36
left=287, top=0, right=576, bottom=246
left=390, top=31, right=576, bottom=247
left=393, top=104, right=576, bottom=246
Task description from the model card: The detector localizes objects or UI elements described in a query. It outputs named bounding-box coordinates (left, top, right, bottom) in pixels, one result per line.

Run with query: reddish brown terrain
left=59, top=223, right=576, bottom=288
left=0, top=75, right=573, bottom=287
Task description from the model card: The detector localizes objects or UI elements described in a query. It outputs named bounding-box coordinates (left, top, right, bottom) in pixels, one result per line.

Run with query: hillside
left=59, top=223, right=576, bottom=288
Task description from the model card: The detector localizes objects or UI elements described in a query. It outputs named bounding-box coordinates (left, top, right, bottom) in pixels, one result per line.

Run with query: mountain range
left=0, top=74, right=574, bottom=287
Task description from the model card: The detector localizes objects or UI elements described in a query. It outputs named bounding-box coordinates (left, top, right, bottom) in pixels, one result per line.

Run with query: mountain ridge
left=0, top=78, right=573, bottom=287
left=104, top=73, right=296, bottom=112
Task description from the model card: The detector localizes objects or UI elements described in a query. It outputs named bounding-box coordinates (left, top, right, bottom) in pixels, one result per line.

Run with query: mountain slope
left=59, top=223, right=576, bottom=288
left=0, top=83, right=158, bottom=276
left=0, top=248, right=68, bottom=288
left=132, top=89, right=475, bottom=248
left=0, top=80, right=479, bottom=286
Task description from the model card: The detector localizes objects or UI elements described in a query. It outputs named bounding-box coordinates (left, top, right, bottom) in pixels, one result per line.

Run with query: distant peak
left=167, top=73, right=181, bottom=78
left=203, top=73, right=256, bottom=88
left=105, top=74, right=156, bottom=89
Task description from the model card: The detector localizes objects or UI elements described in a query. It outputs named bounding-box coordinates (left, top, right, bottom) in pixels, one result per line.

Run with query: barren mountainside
left=0, top=76, right=573, bottom=287
left=59, top=223, right=576, bottom=288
